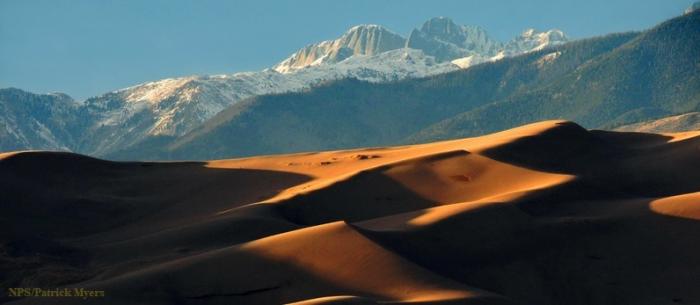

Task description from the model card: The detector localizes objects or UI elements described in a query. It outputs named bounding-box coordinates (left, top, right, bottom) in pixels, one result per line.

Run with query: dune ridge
left=2, top=120, right=700, bottom=305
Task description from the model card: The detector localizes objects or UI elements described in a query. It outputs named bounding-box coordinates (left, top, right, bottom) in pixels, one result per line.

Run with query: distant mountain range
left=158, top=11, right=700, bottom=160
left=0, top=17, right=568, bottom=157
left=274, top=17, right=567, bottom=72
left=1, top=11, right=698, bottom=160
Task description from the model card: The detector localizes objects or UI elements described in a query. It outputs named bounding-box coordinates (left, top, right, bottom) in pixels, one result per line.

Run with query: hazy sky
left=0, top=0, right=694, bottom=99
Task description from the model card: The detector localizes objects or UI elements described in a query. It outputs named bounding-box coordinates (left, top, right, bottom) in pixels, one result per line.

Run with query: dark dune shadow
left=479, top=122, right=700, bottom=198
left=1, top=151, right=311, bottom=239
left=356, top=194, right=700, bottom=305
left=477, top=122, right=662, bottom=174
left=0, top=151, right=311, bottom=299
left=3, top=248, right=365, bottom=305
left=275, top=169, right=436, bottom=226
left=5, top=222, right=511, bottom=305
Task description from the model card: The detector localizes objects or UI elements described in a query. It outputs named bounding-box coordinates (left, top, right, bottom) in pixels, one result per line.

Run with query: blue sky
left=0, top=0, right=693, bottom=99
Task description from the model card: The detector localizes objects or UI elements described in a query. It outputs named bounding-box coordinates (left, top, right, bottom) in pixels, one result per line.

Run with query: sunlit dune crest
left=650, top=192, right=700, bottom=220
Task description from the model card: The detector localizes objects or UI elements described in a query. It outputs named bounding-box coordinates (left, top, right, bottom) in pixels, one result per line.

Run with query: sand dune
left=3, top=120, right=700, bottom=305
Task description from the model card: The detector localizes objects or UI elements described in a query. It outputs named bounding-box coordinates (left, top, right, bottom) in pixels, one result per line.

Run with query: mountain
left=2, top=54, right=453, bottom=158
left=276, top=16, right=568, bottom=72
left=273, top=25, right=407, bottom=73
left=1, top=17, right=569, bottom=158
left=411, top=10, right=700, bottom=142
left=85, top=18, right=567, bottom=157
left=150, top=32, right=637, bottom=160
left=5, top=9, right=694, bottom=161
left=615, top=112, right=700, bottom=133
left=407, top=17, right=567, bottom=64
left=151, top=11, right=698, bottom=160
left=0, top=88, right=82, bottom=152
left=449, top=28, right=568, bottom=68
left=405, top=17, right=502, bottom=62
left=75, top=50, right=458, bottom=156
left=75, top=72, right=304, bottom=155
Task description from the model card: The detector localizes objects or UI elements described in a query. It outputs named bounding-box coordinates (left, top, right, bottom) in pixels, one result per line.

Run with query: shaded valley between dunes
left=2, top=120, right=700, bottom=305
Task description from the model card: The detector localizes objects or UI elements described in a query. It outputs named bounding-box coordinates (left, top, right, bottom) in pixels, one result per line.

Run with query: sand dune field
left=3, top=120, right=700, bottom=305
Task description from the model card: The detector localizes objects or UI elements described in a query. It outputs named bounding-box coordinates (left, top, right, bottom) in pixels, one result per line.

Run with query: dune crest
left=650, top=192, right=700, bottom=220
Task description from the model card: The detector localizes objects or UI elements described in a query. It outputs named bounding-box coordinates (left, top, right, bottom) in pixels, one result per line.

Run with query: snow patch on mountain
left=503, top=29, right=568, bottom=56
left=450, top=54, right=489, bottom=69
left=536, top=51, right=562, bottom=68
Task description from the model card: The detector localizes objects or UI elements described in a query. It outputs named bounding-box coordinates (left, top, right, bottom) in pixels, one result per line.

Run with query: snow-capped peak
left=274, top=17, right=568, bottom=73
left=406, top=17, right=500, bottom=62
left=274, top=23, right=406, bottom=73
left=346, top=24, right=385, bottom=33
left=502, top=28, right=568, bottom=56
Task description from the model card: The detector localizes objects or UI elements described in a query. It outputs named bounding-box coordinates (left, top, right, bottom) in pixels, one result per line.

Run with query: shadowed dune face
left=0, top=152, right=311, bottom=299
left=0, top=151, right=311, bottom=239
left=0, top=152, right=309, bottom=237
left=3, top=120, right=700, bottom=305
left=480, top=123, right=700, bottom=197
left=356, top=199, right=700, bottom=305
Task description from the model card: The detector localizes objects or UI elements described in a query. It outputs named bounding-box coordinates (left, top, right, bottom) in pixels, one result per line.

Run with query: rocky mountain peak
left=406, top=17, right=501, bottom=62
left=418, top=17, right=464, bottom=36
left=273, top=24, right=406, bottom=73
left=336, top=24, right=406, bottom=56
